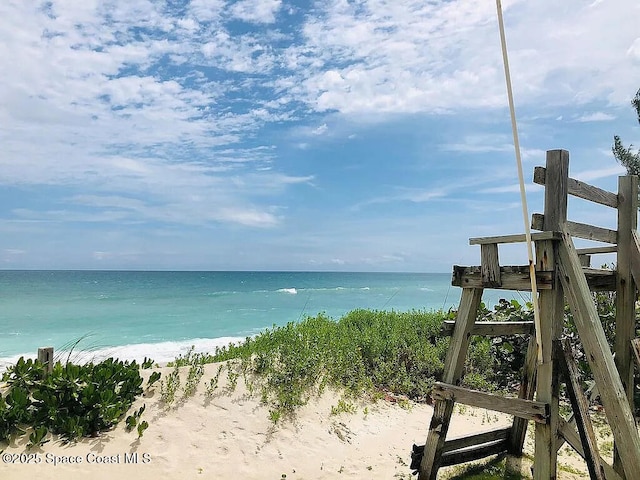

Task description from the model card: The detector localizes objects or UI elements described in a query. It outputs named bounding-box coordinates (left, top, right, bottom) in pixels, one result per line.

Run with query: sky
left=1, top=0, right=639, bottom=272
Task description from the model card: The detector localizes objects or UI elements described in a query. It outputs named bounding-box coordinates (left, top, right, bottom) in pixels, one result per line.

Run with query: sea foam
left=0, top=336, right=246, bottom=372
left=277, top=288, right=297, bottom=294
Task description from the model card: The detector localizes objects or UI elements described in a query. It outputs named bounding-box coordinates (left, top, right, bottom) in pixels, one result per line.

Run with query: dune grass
left=170, top=308, right=505, bottom=421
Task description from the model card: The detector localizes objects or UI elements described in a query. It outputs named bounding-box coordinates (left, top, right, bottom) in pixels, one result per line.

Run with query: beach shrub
left=0, top=357, right=148, bottom=446
left=209, top=309, right=447, bottom=420
left=160, top=363, right=181, bottom=405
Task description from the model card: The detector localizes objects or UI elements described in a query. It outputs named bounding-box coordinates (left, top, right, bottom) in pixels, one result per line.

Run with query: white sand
left=0, top=363, right=597, bottom=479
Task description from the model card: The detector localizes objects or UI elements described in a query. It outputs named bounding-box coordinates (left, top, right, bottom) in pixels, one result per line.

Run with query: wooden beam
left=633, top=338, right=640, bottom=367
left=558, top=419, right=623, bottom=480
left=443, top=427, right=511, bottom=453
left=576, top=246, right=617, bottom=255
left=440, top=440, right=508, bottom=467
left=582, top=268, right=617, bottom=291
left=533, top=166, right=618, bottom=208
left=614, top=175, right=638, bottom=478
left=431, top=383, right=549, bottom=423
left=579, top=254, right=592, bottom=267
left=452, top=265, right=554, bottom=290
left=556, top=381, right=600, bottom=453
left=440, top=321, right=534, bottom=337
left=557, top=230, right=640, bottom=479
left=452, top=265, right=615, bottom=291
left=481, top=244, right=501, bottom=287
left=569, top=220, right=618, bottom=244
left=419, top=288, right=484, bottom=480
left=510, top=334, right=538, bottom=454
left=555, top=340, right=605, bottom=480
left=534, top=149, right=568, bottom=480
left=469, top=231, right=560, bottom=245
left=630, top=231, right=640, bottom=289
left=532, top=214, right=618, bottom=244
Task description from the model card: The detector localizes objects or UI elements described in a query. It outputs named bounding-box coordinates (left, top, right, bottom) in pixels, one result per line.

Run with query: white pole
left=496, top=0, right=543, bottom=363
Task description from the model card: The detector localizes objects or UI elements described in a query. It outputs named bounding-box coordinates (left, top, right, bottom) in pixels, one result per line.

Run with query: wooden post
left=533, top=149, right=568, bottom=480
left=509, top=334, right=538, bottom=454
left=419, top=288, right=483, bottom=480
left=481, top=243, right=501, bottom=287
left=632, top=338, right=640, bottom=367
left=614, top=175, right=638, bottom=478
left=37, top=347, right=54, bottom=375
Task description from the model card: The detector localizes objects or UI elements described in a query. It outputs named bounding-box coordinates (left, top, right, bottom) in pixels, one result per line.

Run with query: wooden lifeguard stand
left=417, top=150, right=640, bottom=480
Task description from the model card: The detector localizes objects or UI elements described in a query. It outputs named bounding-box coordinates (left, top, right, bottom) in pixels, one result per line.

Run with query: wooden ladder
left=416, top=150, right=640, bottom=480
left=417, top=286, right=542, bottom=477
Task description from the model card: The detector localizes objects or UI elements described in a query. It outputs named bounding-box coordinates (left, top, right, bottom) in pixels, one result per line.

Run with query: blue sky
left=1, top=0, right=639, bottom=272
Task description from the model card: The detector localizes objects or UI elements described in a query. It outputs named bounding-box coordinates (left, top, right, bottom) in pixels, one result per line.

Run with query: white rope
left=495, top=0, right=543, bottom=363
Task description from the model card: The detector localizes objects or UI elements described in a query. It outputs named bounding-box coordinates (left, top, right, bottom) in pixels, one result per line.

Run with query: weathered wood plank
left=481, top=243, right=501, bottom=287
left=568, top=220, right=618, bottom=244
left=440, top=321, right=534, bottom=337
left=633, top=338, right=640, bottom=367
left=532, top=214, right=618, bottom=244
left=534, top=149, right=568, bottom=480
left=440, top=440, right=509, bottom=467
left=630, top=231, right=640, bottom=290
left=533, top=166, right=618, bottom=208
left=37, top=347, right=54, bottom=375
left=443, top=427, right=511, bottom=453
left=558, top=419, right=623, bottom=480
left=452, top=265, right=554, bottom=290
left=431, top=383, right=549, bottom=423
left=469, top=231, right=560, bottom=245
left=557, top=230, right=640, bottom=479
left=419, top=288, right=484, bottom=480
left=556, top=382, right=600, bottom=453
left=555, top=339, right=605, bottom=480
left=576, top=246, right=617, bottom=255
left=452, top=265, right=614, bottom=291
left=614, top=175, right=638, bottom=479
left=509, top=334, right=538, bottom=454
left=583, top=269, right=617, bottom=291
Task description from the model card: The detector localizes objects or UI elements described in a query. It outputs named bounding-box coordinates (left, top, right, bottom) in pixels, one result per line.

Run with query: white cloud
left=575, top=112, right=616, bottom=122
left=0, top=0, right=638, bottom=247
left=285, top=0, right=640, bottom=116
left=312, top=123, right=329, bottom=135
left=230, top=0, right=282, bottom=24
left=440, top=137, right=512, bottom=154
left=627, top=37, right=640, bottom=61
left=573, top=166, right=626, bottom=183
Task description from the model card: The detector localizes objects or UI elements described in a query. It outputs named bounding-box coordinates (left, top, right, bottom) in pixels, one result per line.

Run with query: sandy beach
left=0, top=363, right=602, bottom=479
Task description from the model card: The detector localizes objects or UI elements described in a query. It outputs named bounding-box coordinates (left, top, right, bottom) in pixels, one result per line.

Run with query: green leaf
left=137, top=420, right=148, bottom=438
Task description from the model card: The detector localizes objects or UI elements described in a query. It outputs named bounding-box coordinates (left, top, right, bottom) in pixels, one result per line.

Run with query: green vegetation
left=198, top=308, right=527, bottom=422
left=206, top=310, right=449, bottom=419
left=0, top=357, right=152, bottom=447
left=612, top=87, right=640, bottom=176
left=445, top=457, right=527, bottom=479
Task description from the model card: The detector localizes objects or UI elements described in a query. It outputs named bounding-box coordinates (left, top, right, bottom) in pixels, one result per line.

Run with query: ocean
left=0, top=271, right=526, bottom=369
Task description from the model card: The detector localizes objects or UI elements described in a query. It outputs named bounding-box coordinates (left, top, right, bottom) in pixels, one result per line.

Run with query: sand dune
left=0, top=363, right=595, bottom=479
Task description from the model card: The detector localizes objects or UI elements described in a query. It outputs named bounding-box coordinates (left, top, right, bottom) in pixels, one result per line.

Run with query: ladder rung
left=441, top=321, right=534, bottom=337
left=432, top=383, right=549, bottom=424
left=441, top=439, right=509, bottom=467
left=443, top=427, right=511, bottom=453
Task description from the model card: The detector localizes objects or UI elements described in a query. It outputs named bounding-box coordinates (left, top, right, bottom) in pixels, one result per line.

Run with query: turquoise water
left=0, top=271, right=525, bottom=367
